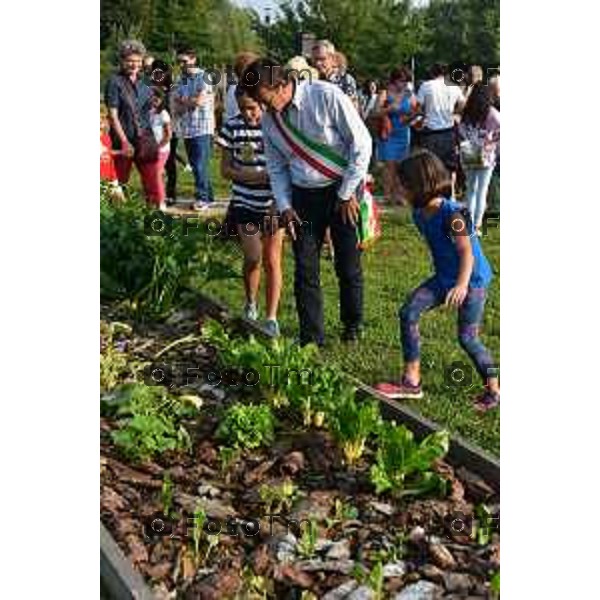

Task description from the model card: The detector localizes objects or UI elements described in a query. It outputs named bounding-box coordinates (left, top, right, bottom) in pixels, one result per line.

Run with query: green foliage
left=192, top=505, right=206, bottom=561
left=490, top=570, right=500, bottom=597
left=297, top=519, right=318, bottom=558
left=328, top=390, right=381, bottom=466
left=104, top=383, right=194, bottom=462
left=100, top=188, right=236, bottom=320
left=259, top=479, right=297, bottom=514
left=216, top=402, right=275, bottom=450
left=218, top=446, right=240, bottom=474
left=370, top=422, right=449, bottom=498
left=201, top=321, right=343, bottom=426
left=101, top=0, right=263, bottom=83
left=100, top=320, right=136, bottom=391
left=352, top=562, right=384, bottom=600
left=161, top=472, right=174, bottom=517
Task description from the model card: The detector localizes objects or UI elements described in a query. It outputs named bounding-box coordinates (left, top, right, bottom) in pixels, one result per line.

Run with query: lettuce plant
left=104, top=383, right=193, bottom=462
left=216, top=403, right=275, bottom=450
left=370, top=422, right=450, bottom=498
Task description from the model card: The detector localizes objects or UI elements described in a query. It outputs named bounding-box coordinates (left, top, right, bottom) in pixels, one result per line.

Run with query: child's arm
left=161, top=120, right=172, bottom=148
left=220, top=149, right=268, bottom=185
left=446, top=212, right=474, bottom=306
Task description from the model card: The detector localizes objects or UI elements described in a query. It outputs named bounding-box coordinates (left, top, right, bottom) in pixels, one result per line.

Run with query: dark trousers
left=291, top=184, right=363, bottom=345
left=165, top=136, right=178, bottom=200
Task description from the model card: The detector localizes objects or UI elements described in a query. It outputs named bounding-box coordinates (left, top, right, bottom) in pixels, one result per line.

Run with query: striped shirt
left=216, top=114, right=274, bottom=213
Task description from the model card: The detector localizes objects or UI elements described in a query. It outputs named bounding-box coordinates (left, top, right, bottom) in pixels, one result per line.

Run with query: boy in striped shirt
left=216, top=87, right=284, bottom=337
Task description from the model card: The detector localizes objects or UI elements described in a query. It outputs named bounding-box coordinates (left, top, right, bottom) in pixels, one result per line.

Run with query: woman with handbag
left=104, top=40, right=162, bottom=206
left=373, top=67, right=417, bottom=205
left=458, top=83, right=500, bottom=235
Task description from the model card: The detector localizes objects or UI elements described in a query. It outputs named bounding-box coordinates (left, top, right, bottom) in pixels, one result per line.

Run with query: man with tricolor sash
left=239, top=59, right=372, bottom=347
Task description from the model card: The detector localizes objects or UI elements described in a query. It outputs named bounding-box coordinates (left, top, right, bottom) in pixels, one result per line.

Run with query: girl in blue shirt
left=376, top=150, right=499, bottom=412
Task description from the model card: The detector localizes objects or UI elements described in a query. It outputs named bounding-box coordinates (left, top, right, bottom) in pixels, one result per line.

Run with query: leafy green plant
left=190, top=505, right=207, bottom=563
left=100, top=321, right=137, bottom=391
left=370, top=422, right=450, bottom=498
left=474, top=504, right=496, bottom=546
left=328, top=390, right=381, bottom=466
left=259, top=479, right=297, bottom=514
left=490, top=571, right=500, bottom=599
left=297, top=519, right=318, bottom=558
left=216, top=403, right=275, bottom=450
left=161, top=472, right=174, bottom=517
left=240, top=566, right=273, bottom=599
left=353, top=562, right=384, bottom=600
left=219, top=446, right=240, bottom=474
left=100, top=189, right=236, bottom=320
left=104, top=383, right=193, bottom=462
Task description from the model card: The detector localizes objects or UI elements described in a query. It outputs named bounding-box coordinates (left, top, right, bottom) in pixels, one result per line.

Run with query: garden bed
left=100, top=303, right=500, bottom=600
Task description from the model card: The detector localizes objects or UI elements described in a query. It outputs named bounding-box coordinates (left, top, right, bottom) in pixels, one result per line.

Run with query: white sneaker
left=264, top=319, right=280, bottom=337
left=192, top=201, right=208, bottom=212
left=243, top=302, right=258, bottom=321
left=184, top=164, right=193, bottom=173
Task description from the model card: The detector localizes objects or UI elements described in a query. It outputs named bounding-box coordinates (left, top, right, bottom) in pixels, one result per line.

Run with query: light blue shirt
left=172, top=69, right=215, bottom=138
left=262, top=80, right=372, bottom=212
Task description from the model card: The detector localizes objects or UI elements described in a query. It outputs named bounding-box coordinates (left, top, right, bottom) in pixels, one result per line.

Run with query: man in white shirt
left=239, top=58, right=372, bottom=346
left=416, top=63, right=465, bottom=180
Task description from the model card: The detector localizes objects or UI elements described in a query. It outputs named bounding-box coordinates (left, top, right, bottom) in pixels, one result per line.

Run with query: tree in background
left=100, top=0, right=499, bottom=86
left=100, top=0, right=264, bottom=85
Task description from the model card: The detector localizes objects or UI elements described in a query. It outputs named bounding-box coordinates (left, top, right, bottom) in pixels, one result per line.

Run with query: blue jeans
left=464, top=166, right=494, bottom=227
left=184, top=135, right=214, bottom=203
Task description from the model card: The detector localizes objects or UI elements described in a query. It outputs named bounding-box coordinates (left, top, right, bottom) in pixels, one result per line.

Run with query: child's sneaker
left=264, top=319, right=280, bottom=337
left=374, top=376, right=423, bottom=399
left=243, top=302, right=258, bottom=321
left=473, top=390, right=500, bottom=412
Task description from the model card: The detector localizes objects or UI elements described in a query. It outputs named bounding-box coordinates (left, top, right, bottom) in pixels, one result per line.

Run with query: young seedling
left=352, top=562, right=384, bottom=600
left=297, top=519, right=319, bottom=558
left=259, top=479, right=297, bottom=514
left=204, top=531, right=220, bottom=564
left=191, top=506, right=206, bottom=563
left=161, top=472, right=173, bottom=517
left=474, top=504, right=496, bottom=545
left=490, top=571, right=500, bottom=599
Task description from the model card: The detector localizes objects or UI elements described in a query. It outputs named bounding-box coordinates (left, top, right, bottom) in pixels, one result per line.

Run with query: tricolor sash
left=272, top=111, right=381, bottom=249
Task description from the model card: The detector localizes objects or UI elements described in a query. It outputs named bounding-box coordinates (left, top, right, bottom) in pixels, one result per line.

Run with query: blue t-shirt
left=413, top=198, right=493, bottom=289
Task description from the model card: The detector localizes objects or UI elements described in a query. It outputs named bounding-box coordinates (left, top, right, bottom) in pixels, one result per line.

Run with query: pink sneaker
left=473, top=390, right=500, bottom=413
left=374, top=377, right=423, bottom=399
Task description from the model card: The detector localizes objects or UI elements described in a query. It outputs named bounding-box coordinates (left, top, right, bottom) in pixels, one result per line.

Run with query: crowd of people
left=101, top=39, right=500, bottom=411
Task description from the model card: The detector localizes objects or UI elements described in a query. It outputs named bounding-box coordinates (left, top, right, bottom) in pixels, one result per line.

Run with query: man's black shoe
left=341, top=327, right=361, bottom=343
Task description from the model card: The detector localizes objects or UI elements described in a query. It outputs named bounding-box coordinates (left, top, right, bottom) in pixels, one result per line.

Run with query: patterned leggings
left=399, top=278, right=496, bottom=382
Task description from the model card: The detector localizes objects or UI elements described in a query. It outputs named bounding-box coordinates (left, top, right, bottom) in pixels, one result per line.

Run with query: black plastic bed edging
left=101, top=522, right=155, bottom=600
left=196, top=292, right=500, bottom=492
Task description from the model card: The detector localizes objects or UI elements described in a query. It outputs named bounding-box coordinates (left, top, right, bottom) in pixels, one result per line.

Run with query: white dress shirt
left=262, top=80, right=372, bottom=212
left=416, top=77, right=464, bottom=130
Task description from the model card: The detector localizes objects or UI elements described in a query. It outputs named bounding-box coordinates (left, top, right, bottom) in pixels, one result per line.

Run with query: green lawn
left=128, top=154, right=500, bottom=456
